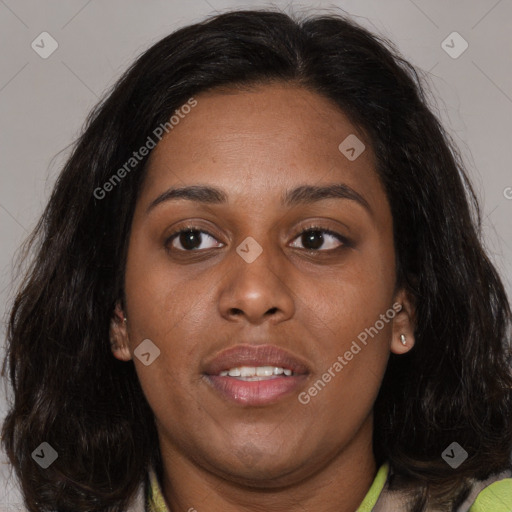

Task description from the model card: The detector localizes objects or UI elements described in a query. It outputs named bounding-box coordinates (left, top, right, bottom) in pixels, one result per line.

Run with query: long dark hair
left=2, top=7, right=511, bottom=512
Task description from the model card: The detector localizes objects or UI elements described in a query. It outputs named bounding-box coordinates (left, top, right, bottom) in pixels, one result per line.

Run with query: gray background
left=1, top=0, right=511, bottom=508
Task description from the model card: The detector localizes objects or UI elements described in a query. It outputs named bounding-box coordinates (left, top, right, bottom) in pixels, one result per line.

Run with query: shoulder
left=372, top=464, right=512, bottom=512
left=461, top=469, right=512, bottom=512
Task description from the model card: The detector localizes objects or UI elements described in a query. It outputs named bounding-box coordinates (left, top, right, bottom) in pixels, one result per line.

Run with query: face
left=110, top=83, right=415, bottom=486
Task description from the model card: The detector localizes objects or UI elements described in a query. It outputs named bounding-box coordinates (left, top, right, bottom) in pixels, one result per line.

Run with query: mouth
left=202, top=344, right=310, bottom=406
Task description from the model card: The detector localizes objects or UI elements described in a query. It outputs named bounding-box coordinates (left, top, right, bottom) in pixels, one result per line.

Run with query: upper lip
left=203, top=344, right=310, bottom=376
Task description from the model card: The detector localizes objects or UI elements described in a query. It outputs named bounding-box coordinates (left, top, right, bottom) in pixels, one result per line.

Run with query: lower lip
left=204, top=374, right=308, bottom=406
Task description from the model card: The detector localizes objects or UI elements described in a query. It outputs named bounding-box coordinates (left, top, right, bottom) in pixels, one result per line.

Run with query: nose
left=217, top=237, right=296, bottom=325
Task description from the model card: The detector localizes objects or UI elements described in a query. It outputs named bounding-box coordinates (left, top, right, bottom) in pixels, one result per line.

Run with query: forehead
left=140, top=83, right=388, bottom=218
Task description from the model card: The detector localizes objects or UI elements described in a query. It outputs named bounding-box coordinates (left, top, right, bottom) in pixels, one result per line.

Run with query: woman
left=2, top=8, right=511, bottom=512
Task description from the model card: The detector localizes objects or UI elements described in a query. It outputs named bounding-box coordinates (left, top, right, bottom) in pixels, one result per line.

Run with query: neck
left=157, top=416, right=377, bottom=512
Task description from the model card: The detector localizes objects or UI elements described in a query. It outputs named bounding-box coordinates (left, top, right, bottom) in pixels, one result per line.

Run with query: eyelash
left=164, top=224, right=351, bottom=253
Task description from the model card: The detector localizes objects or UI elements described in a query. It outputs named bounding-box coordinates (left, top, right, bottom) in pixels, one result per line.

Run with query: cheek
left=123, top=228, right=194, bottom=333
left=297, top=240, right=395, bottom=403
left=304, top=245, right=395, bottom=342
left=300, top=288, right=391, bottom=434
left=122, top=235, right=190, bottom=381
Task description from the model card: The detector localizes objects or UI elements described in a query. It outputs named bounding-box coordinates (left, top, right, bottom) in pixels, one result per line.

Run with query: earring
left=400, top=334, right=407, bottom=346
left=123, top=317, right=127, bottom=323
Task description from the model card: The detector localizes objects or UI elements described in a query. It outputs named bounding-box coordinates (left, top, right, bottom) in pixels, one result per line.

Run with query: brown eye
left=290, top=227, right=349, bottom=251
left=165, top=228, right=223, bottom=252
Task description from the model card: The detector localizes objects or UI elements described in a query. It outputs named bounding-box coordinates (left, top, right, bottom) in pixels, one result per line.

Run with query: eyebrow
left=145, top=183, right=373, bottom=216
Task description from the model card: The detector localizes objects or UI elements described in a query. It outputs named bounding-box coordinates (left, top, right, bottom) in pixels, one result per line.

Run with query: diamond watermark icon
left=441, top=32, right=468, bottom=59
left=338, top=134, right=365, bottom=161
left=134, top=339, right=161, bottom=366
left=236, top=236, right=263, bottom=263
left=442, top=442, right=468, bottom=468
left=31, top=442, right=58, bottom=469
left=31, top=32, right=59, bottom=59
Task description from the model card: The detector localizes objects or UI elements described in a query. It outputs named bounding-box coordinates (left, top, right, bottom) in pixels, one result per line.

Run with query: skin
left=110, top=82, right=416, bottom=512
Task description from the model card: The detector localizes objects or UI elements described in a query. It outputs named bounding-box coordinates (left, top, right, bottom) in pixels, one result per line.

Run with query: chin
left=211, top=452, right=307, bottom=488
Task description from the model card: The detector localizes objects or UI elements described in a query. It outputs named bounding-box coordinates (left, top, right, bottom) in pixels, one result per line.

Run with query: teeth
left=241, top=366, right=256, bottom=377
left=218, top=366, right=294, bottom=377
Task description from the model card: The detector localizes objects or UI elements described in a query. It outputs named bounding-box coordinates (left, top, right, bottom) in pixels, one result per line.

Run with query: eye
left=289, top=226, right=349, bottom=252
left=165, top=227, right=223, bottom=252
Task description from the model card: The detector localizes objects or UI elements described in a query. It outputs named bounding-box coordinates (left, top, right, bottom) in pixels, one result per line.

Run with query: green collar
left=355, top=463, right=389, bottom=511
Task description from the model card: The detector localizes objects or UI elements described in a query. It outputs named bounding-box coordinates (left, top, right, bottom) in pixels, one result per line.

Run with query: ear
left=109, top=301, right=132, bottom=362
left=390, top=287, right=416, bottom=355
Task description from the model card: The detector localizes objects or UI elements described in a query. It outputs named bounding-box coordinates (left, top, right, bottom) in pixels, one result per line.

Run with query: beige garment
left=124, top=478, right=146, bottom=512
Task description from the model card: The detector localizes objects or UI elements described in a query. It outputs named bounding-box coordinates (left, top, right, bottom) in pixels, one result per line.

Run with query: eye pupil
left=179, top=229, right=202, bottom=250
left=303, top=229, right=324, bottom=250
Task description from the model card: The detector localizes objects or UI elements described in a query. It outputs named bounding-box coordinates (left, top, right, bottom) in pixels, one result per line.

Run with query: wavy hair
left=2, top=7, right=511, bottom=512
